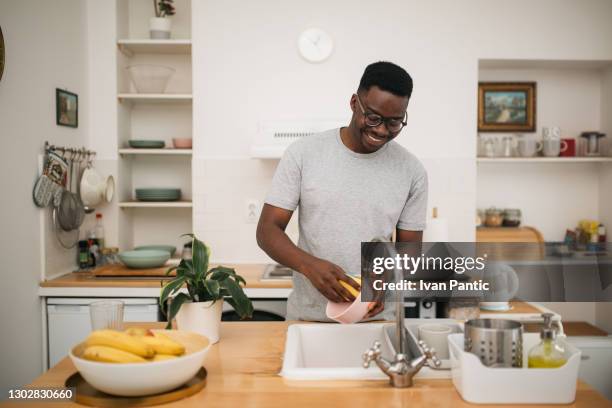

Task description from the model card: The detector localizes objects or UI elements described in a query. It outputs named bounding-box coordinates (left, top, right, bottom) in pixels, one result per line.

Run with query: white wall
left=0, top=0, right=90, bottom=398
left=191, top=0, right=612, bottom=263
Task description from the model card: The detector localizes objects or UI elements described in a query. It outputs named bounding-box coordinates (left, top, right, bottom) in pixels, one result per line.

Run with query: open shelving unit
left=114, top=0, right=193, bottom=251
left=476, top=58, right=612, bottom=241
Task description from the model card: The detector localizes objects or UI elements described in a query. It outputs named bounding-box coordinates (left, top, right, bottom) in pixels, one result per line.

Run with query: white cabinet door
left=47, top=298, right=160, bottom=367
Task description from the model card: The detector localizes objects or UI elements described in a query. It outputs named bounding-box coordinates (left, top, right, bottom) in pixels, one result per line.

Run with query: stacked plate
left=128, top=140, right=165, bottom=149
left=135, top=188, right=181, bottom=202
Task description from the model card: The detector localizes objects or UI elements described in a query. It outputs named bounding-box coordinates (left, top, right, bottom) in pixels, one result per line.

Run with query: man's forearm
left=256, top=223, right=315, bottom=273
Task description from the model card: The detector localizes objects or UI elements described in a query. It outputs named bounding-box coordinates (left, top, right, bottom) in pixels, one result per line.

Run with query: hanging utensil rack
left=44, top=141, right=96, bottom=160
left=41, top=141, right=98, bottom=249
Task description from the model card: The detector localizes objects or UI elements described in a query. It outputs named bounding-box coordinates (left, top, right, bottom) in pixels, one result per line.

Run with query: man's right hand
left=300, top=257, right=361, bottom=303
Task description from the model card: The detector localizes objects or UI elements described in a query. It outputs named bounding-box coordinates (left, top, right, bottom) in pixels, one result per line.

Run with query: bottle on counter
left=93, top=213, right=105, bottom=249
left=78, top=240, right=90, bottom=270
left=528, top=313, right=566, bottom=368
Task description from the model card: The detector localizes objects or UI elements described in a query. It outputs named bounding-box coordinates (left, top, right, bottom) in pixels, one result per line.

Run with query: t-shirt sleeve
left=397, top=164, right=428, bottom=231
left=264, top=146, right=302, bottom=211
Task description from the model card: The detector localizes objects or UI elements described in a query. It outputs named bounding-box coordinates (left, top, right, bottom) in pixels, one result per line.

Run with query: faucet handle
left=418, top=340, right=442, bottom=368
left=362, top=341, right=382, bottom=368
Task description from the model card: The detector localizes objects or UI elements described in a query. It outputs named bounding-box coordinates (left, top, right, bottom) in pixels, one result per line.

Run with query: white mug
left=517, top=137, right=543, bottom=157
left=418, top=323, right=452, bottom=359
left=543, top=139, right=568, bottom=157
left=543, top=126, right=562, bottom=141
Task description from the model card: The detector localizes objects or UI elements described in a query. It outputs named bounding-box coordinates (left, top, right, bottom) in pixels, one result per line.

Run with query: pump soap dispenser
left=528, top=313, right=566, bottom=368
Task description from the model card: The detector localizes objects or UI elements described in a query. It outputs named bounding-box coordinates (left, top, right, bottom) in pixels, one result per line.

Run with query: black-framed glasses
left=355, top=94, right=407, bottom=132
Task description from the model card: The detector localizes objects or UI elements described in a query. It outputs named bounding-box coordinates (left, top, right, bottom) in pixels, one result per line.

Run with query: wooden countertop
left=40, top=264, right=292, bottom=289
left=7, top=322, right=610, bottom=408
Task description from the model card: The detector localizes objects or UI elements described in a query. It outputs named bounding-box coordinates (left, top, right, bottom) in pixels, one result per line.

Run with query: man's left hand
left=364, top=300, right=384, bottom=319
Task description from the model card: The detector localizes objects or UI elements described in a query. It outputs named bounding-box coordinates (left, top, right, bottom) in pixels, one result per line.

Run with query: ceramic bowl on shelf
left=134, top=245, right=177, bottom=257
left=118, top=249, right=170, bottom=269
left=135, top=188, right=181, bottom=202
left=172, top=138, right=192, bottom=149
left=126, top=64, right=175, bottom=93
left=128, top=140, right=165, bottom=149
left=69, top=330, right=211, bottom=397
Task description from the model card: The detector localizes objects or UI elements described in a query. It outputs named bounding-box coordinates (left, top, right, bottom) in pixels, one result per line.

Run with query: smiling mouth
left=366, top=133, right=386, bottom=146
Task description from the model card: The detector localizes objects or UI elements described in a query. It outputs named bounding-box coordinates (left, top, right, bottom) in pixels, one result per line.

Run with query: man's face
left=350, top=86, right=409, bottom=153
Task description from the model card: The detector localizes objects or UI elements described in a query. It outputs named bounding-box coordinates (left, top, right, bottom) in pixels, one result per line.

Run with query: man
left=256, top=61, right=428, bottom=321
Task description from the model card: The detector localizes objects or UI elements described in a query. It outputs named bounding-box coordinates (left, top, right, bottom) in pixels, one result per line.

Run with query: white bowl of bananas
left=69, top=328, right=210, bottom=396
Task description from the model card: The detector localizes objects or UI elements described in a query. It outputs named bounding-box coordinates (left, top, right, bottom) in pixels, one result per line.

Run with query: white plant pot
left=149, top=17, right=172, bottom=39
left=175, top=300, right=223, bottom=344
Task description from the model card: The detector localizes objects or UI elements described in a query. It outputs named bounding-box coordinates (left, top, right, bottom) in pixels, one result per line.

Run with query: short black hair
left=358, top=61, right=413, bottom=98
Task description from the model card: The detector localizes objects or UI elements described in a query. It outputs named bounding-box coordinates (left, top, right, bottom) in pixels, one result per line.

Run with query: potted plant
left=160, top=234, right=253, bottom=343
left=150, top=0, right=175, bottom=39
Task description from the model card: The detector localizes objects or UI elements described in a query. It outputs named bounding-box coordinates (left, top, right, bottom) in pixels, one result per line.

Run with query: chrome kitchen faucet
left=362, top=239, right=441, bottom=387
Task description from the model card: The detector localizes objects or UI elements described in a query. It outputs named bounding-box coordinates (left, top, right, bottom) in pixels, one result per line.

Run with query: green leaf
left=203, top=279, right=221, bottom=299
left=160, top=277, right=185, bottom=308
left=192, top=236, right=209, bottom=281
left=208, top=266, right=232, bottom=281
left=165, top=265, right=178, bottom=276
left=221, top=277, right=253, bottom=319
left=159, top=276, right=187, bottom=311
left=164, top=292, right=191, bottom=329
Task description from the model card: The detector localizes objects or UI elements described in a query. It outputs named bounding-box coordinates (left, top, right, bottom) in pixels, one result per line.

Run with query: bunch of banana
left=81, top=329, right=185, bottom=363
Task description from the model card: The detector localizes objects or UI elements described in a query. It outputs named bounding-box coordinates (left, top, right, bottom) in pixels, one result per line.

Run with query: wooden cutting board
left=93, top=264, right=176, bottom=277
left=476, top=226, right=545, bottom=260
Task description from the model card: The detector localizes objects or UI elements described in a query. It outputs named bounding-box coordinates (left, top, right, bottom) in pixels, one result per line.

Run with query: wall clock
left=297, top=28, right=333, bottom=63
left=0, top=26, right=4, bottom=82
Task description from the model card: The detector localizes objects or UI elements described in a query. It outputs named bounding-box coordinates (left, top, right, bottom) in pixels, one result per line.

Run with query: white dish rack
left=448, top=333, right=581, bottom=404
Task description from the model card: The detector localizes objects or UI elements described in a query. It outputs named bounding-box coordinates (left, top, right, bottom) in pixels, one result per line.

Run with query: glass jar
left=503, top=209, right=522, bottom=227
left=485, top=208, right=504, bottom=227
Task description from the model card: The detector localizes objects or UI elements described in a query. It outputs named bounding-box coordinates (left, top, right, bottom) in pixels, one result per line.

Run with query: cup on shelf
left=543, top=139, right=568, bottom=157
left=89, top=300, right=124, bottom=331
left=517, top=136, right=543, bottom=157
left=559, top=138, right=576, bottom=157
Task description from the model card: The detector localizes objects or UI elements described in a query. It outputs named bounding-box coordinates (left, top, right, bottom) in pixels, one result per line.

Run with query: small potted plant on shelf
left=160, top=234, right=253, bottom=343
left=150, top=0, right=175, bottom=39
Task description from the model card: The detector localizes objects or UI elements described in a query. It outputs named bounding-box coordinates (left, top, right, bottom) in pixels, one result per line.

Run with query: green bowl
left=134, top=245, right=176, bottom=257
left=118, top=250, right=170, bottom=269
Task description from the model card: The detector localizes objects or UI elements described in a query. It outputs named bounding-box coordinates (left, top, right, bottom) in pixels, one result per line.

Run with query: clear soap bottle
left=528, top=313, right=566, bottom=368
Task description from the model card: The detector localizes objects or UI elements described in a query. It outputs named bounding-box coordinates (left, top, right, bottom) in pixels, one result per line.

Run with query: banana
left=150, top=354, right=179, bottom=362
left=339, top=275, right=361, bottom=299
left=125, top=327, right=150, bottom=337
left=86, top=330, right=155, bottom=358
left=140, top=333, right=185, bottom=356
left=82, top=345, right=146, bottom=363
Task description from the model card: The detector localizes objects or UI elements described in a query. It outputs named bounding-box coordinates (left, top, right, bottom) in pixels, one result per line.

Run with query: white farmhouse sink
left=280, top=323, right=393, bottom=380
left=280, top=319, right=464, bottom=381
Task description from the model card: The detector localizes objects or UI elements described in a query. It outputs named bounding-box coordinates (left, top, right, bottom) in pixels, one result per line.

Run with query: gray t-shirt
left=265, top=128, right=428, bottom=321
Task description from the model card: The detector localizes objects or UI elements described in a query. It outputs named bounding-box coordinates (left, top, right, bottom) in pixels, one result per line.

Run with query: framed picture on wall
left=478, top=82, right=536, bottom=132
left=56, top=88, right=78, bottom=128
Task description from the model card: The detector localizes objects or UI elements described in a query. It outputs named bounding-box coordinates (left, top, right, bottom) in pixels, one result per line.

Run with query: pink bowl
left=172, top=138, right=192, bottom=149
left=326, top=293, right=374, bottom=324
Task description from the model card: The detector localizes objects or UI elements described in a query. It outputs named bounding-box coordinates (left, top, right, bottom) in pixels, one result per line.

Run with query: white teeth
left=368, top=134, right=384, bottom=144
